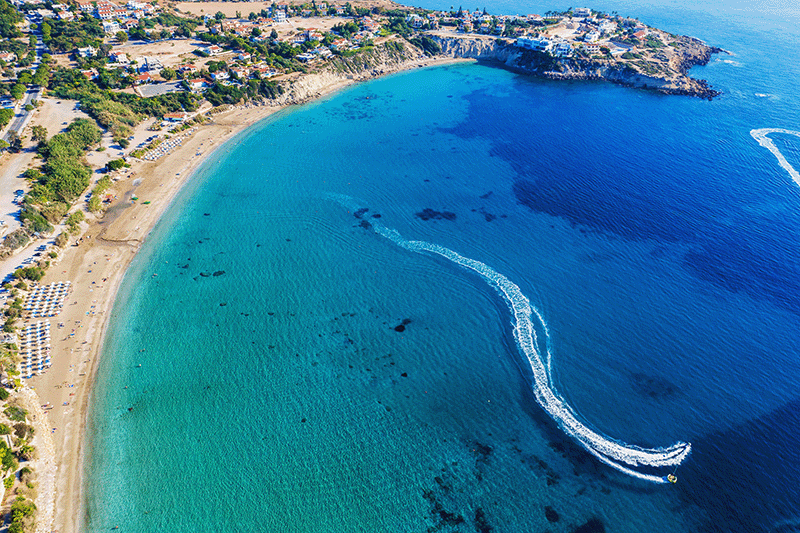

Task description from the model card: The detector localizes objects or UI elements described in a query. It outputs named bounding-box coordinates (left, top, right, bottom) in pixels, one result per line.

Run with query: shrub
left=10, top=496, right=35, bottom=524
left=13, top=423, right=31, bottom=439
left=66, top=210, right=84, bottom=227
left=54, top=232, right=69, bottom=248
left=88, top=195, right=101, bottom=212
left=18, top=444, right=34, bottom=461
left=106, top=158, right=124, bottom=172
left=0, top=423, right=11, bottom=434
left=0, top=387, right=8, bottom=400
left=13, top=267, right=44, bottom=282
left=3, top=406, right=26, bottom=422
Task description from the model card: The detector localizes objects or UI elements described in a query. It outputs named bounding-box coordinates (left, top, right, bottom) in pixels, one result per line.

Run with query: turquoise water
left=85, top=2, right=800, bottom=532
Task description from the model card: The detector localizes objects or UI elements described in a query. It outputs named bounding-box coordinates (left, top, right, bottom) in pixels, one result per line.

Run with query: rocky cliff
left=428, top=32, right=722, bottom=99
left=268, top=41, right=433, bottom=106
left=264, top=32, right=721, bottom=106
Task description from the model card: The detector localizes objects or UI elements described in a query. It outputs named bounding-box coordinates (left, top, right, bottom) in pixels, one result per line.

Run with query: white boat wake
left=750, top=128, right=800, bottom=187
left=333, top=195, right=691, bottom=483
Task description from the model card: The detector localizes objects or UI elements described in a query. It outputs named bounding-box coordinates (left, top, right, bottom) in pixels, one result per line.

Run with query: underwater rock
left=630, top=372, right=678, bottom=399
left=572, top=518, right=605, bottom=533
left=474, top=508, right=492, bottom=533
left=394, top=318, right=412, bottom=332
left=415, top=208, right=456, bottom=221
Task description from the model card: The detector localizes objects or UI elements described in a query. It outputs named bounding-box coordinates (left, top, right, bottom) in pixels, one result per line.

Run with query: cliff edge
left=429, top=32, right=722, bottom=99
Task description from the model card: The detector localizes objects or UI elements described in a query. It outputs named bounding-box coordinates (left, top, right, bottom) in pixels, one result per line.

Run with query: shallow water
left=85, top=3, right=800, bottom=531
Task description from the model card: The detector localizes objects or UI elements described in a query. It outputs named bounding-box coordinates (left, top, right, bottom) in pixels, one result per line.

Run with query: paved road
left=3, top=87, right=42, bottom=141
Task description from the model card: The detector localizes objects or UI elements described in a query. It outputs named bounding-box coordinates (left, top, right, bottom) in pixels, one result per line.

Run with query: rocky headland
left=429, top=32, right=723, bottom=99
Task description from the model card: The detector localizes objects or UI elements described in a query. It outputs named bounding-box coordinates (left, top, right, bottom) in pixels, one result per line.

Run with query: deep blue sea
left=84, top=1, right=800, bottom=532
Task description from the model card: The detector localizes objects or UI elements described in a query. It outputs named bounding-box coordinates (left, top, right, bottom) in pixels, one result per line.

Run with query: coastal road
left=2, top=32, right=44, bottom=142
left=3, top=87, right=42, bottom=142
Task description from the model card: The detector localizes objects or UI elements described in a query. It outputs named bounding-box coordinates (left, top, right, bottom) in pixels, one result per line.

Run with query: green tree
left=0, top=109, right=13, bottom=128
left=10, top=497, right=35, bottom=523
left=41, top=21, right=52, bottom=43
left=215, top=11, right=225, bottom=20
left=116, top=30, right=128, bottom=43
left=10, top=83, right=25, bottom=100
left=0, top=0, right=22, bottom=38
left=7, top=131, right=22, bottom=153
left=32, top=63, right=50, bottom=86
left=31, top=125, right=47, bottom=143
left=106, top=158, right=124, bottom=171
left=160, top=67, right=177, bottom=80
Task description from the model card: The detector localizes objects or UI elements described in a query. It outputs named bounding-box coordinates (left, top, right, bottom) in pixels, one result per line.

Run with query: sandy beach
left=17, top=55, right=470, bottom=533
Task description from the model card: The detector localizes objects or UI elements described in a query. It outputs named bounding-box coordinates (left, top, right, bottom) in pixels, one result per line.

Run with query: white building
left=516, top=36, right=552, bottom=52
left=573, top=7, right=591, bottom=17
left=108, top=51, right=129, bottom=64
left=77, top=46, right=98, bottom=58
left=584, top=30, right=600, bottom=42
left=552, top=39, right=573, bottom=56
left=103, top=20, right=121, bottom=33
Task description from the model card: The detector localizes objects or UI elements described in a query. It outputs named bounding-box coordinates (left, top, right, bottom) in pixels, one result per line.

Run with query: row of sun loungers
left=24, top=281, right=72, bottom=318
left=142, top=128, right=198, bottom=161
left=19, top=321, right=51, bottom=379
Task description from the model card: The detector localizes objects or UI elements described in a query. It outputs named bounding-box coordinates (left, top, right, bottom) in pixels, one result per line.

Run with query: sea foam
left=750, top=128, right=800, bottom=187
left=333, top=195, right=691, bottom=483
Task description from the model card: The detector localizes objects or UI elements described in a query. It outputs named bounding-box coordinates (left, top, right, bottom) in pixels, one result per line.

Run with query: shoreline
left=25, top=55, right=470, bottom=533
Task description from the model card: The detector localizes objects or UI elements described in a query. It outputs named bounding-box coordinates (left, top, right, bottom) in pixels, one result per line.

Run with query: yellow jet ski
left=666, top=474, right=678, bottom=484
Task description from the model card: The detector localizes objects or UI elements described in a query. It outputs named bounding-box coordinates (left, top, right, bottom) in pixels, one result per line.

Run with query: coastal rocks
left=428, top=33, right=721, bottom=99
left=430, top=33, right=503, bottom=59
left=269, top=41, right=431, bottom=108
